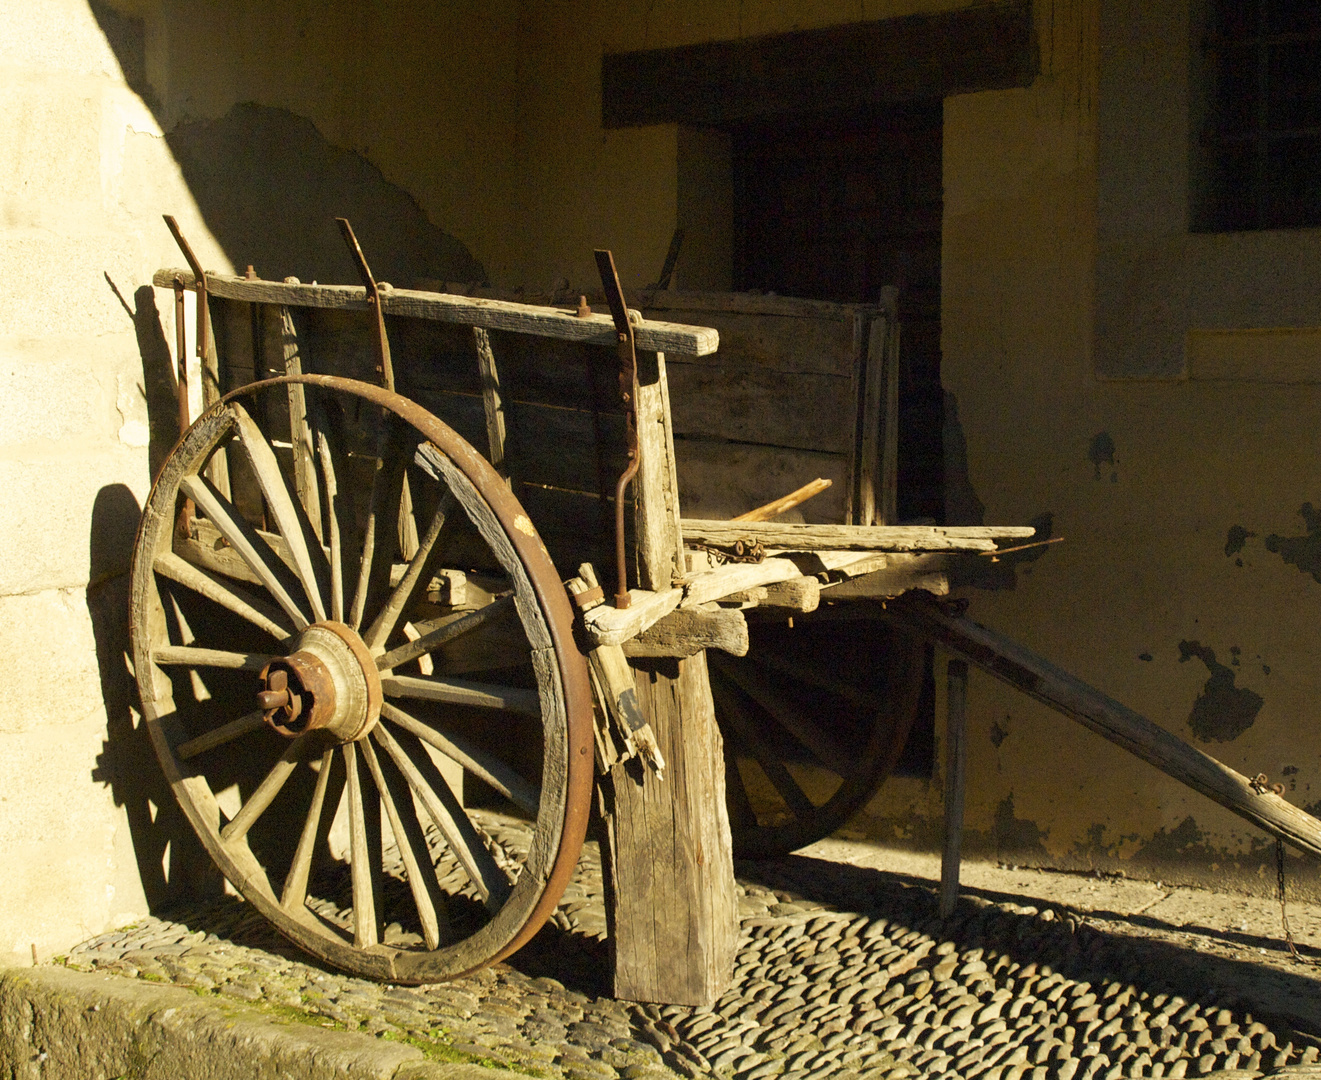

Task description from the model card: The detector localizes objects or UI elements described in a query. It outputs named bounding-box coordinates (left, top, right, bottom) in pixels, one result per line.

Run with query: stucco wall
left=0, top=0, right=235, bottom=959
left=857, top=0, right=1321, bottom=896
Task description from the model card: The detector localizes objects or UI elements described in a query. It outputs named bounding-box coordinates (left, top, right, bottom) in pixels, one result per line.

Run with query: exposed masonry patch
left=1265, top=503, right=1321, bottom=584
left=990, top=794, right=1048, bottom=860
left=989, top=718, right=1009, bottom=749
left=1225, top=525, right=1255, bottom=567
left=1177, top=641, right=1264, bottom=743
left=1088, top=432, right=1117, bottom=482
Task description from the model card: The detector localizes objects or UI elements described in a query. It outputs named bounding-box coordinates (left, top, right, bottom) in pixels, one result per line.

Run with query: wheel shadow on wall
left=89, top=482, right=227, bottom=911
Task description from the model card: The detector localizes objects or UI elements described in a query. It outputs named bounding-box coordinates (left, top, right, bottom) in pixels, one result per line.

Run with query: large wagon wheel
left=130, top=374, right=593, bottom=983
left=710, top=615, right=924, bottom=859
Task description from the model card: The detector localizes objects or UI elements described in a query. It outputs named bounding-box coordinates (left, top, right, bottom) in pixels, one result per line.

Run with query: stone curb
left=0, top=964, right=520, bottom=1080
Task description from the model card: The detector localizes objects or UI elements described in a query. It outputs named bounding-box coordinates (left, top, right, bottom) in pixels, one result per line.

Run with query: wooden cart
left=132, top=221, right=1030, bottom=994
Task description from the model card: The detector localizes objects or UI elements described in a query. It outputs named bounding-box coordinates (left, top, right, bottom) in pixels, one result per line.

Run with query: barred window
left=1197, top=0, right=1321, bottom=231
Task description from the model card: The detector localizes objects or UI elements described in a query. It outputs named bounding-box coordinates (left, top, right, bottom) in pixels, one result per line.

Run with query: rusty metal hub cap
left=258, top=622, right=382, bottom=742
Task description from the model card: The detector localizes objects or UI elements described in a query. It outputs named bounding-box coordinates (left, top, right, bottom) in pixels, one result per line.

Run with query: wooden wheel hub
left=258, top=622, right=382, bottom=742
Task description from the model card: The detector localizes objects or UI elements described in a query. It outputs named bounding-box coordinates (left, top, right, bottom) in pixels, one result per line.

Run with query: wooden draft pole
left=890, top=598, right=1321, bottom=860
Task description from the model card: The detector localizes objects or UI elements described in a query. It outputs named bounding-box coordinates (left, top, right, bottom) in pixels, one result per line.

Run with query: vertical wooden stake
left=940, top=658, right=968, bottom=919
left=473, top=327, right=509, bottom=483
left=600, top=652, right=737, bottom=1005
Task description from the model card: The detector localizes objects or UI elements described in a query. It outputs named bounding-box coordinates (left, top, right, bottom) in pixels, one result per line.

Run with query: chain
left=687, top=539, right=766, bottom=565
left=1277, top=837, right=1315, bottom=965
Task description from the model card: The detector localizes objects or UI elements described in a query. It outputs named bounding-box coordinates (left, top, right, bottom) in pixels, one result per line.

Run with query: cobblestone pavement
left=57, top=814, right=1321, bottom=1080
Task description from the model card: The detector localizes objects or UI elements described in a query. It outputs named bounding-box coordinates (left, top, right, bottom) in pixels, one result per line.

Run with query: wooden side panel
left=643, top=309, right=856, bottom=376
left=602, top=652, right=737, bottom=1005
left=666, top=360, right=853, bottom=454
left=674, top=439, right=849, bottom=523
left=649, top=307, right=865, bottom=525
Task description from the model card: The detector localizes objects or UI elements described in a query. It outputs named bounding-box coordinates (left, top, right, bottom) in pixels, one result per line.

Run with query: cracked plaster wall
left=854, top=0, right=1321, bottom=897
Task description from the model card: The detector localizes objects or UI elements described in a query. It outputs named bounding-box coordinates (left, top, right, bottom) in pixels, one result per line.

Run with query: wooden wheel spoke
left=373, top=722, right=512, bottom=909
left=311, top=402, right=347, bottom=623
left=281, top=318, right=322, bottom=543
left=714, top=657, right=854, bottom=778
left=349, top=422, right=410, bottom=632
left=376, top=594, right=515, bottom=674
left=361, top=735, right=445, bottom=949
left=343, top=741, right=382, bottom=948
left=712, top=680, right=815, bottom=819
left=220, top=733, right=309, bottom=842
left=153, top=645, right=273, bottom=671
left=281, top=748, right=341, bottom=912
left=230, top=404, right=329, bottom=622
left=155, top=552, right=294, bottom=642
left=380, top=673, right=541, bottom=717
left=382, top=702, right=540, bottom=815
left=179, top=472, right=310, bottom=630
left=176, top=710, right=265, bottom=761
left=364, top=492, right=454, bottom=652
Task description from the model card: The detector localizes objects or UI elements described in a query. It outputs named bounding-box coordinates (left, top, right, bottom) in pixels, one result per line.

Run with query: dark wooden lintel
left=602, top=0, right=1036, bottom=129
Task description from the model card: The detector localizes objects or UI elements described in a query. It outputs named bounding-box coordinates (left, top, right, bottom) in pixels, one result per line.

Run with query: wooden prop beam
left=891, top=600, right=1321, bottom=861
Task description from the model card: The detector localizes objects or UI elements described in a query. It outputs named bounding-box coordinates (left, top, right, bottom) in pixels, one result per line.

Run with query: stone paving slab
left=0, top=963, right=515, bottom=1080
left=24, top=821, right=1321, bottom=1080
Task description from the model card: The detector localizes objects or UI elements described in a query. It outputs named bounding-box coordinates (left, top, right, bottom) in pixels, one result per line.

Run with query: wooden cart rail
left=154, top=269, right=719, bottom=357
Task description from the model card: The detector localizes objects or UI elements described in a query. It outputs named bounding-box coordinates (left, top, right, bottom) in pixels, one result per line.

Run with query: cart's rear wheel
left=129, top=375, right=593, bottom=983
left=711, top=617, right=923, bottom=859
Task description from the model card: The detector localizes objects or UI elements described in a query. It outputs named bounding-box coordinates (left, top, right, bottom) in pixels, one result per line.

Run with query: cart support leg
left=600, top=651, right=737, bottom=1005
left=940, top=658, right=968, bottom=919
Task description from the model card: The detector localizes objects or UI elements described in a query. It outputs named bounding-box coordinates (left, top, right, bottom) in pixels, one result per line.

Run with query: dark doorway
left=731, top=103, right=944, bottom=780
left=731, top=102, right=945, bottom=524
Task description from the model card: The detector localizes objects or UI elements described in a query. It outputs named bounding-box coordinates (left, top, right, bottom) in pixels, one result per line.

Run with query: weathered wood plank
left=154, top=270, right=718, bottom=356
left=759, top=576, right=821, bottom=613
left=622, top=604, right=748, bottom=658
left=681, top=520, right=1035, bottom=552
left=640, top=309, right=857, bottom=376
left=473, top=327, right=509, bottom=478
left=666, top=360, right=854, bottom=453
left=856, top=315, right=889, bottom=525
left=634, top=352, right=685, bottom=591
left=680, top=557, right=802, bottom=608
left=674, top=440, right=848, bottom=523
left=601, top=653, right=737, bottom=1004
left=582, top=588, right=683, bottom=647
left=824, top=553, right=950, bottom=599
left=640, top=290, right=871, bottom=321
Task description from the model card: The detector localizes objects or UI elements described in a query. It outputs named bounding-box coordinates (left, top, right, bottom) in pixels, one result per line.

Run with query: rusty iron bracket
left=594, top=249, right=640, bottom=610
left=163, top=215, right=208, bottom=366
left=163, top=215, right=209, bottom=539
left=336, top=217, right=395, bottom=392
